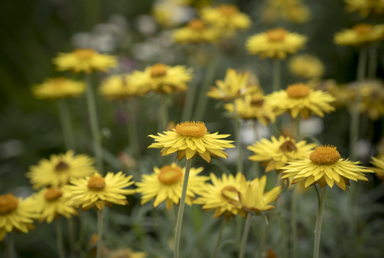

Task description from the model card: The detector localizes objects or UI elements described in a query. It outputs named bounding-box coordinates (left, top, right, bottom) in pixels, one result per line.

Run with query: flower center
left=266, top=28, right=287, bottom=42
left=74, top=48, right=96, bottom=59
left=175, top=121, right=207, bottom=137
left=0, top=194, right=19, bottom=215
left=158, top=165, right=183, bottom=185
left=44, top=188, right=63, bottom=201
left=353, top=24, right=372, bottom=35
left=55, top=161, right=70, bottom=172
left=87, top=175, right=106, bottom=190
left=250, top=97, right=264, bottom=107
left=279, top=140, right=297, bottom=152
left=150, top=64, right=167, bottom=78
left=309, top=145, right=341, bottom=164
left=221, top=186, right=239, bottom=200
left=188, top=19, right=206, bottom=30
left=286, top=83, right=311, bottom=98
left=217, top=5, right=239, bottom=16
left=50, top=77, right=67, bottom=86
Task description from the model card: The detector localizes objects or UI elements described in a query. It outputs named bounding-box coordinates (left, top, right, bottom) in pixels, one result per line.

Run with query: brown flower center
left=175, top=121, right=207, bottom=137
left=188, top=19, right=206, bottom=30
left=87, top=175, right=106, bottom=190
left=353, top=24, right=372, bottom=35
left=221, top=186, right=239, bottom=199
left=279, top=140, right=297, bottom=152
left=150, top=64, right=167, bottom=78
left=266, top=28, right=287, bottom=42
left=250, top=97, right=264, bottom=107
left=0, top=194, right=19, bottom=215
left=74, top=48, right=96, bottom=59
left=218, top=5, right=239, bottom=16
left=50, top=77, right=67, bottom=86
left=309, top=145, right=341, bottom=164
left=55, top=161, right=70, bottom=172
left=158, top=165, right=183, bottom=185
left=286, top=83, right=311, bottom=98
left=44, top=188, right=63, bottom=201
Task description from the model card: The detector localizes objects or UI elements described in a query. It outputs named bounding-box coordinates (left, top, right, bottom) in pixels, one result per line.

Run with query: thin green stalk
left=160, top=94, right=168, bottom=131
left=234, top=102, right=243, bottom=173
left=239, top=214, right=253, bottom=258
left=126, top=99, right=140, bottom=157
left=272, top=59, right=281, bottom=92
left=291, top=189, right=298, bottom=258
left=6, top=232, right=14, bottom=258
left=211, top=218, right=227, bottom=258
left=57, top=99, right=75, bottom=150
left=182, top=69, right=198, bottom=121
left=295, top=116, right=301, bottom=141
left=96, top=209, right=104, bottom=258
left=67, top=218, right=76, bottom=258
left=85, top=74, right=103, bottom=173
left=313, top=187, right=327, bottom=258
left=55, top=218, right=65, bottom=258
left=174, top=158, right=192, bottom=258
left=368, top=46, right=377, bottom=79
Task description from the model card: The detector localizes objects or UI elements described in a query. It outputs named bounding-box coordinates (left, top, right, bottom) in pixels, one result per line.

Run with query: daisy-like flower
left=129, top=63, right=193, bottom=95
left=264, top=83, right=336, bottom=119
left=99, top=75, right=138, bottom=100
left=371, top=156, right=384, bottom=181
left=281, top=146, right=373, bottom=190
left=357, top=80, right=384, bottom=120
left=148, top=121, right=235, bottom=162
left=26, top=150, right=95, bottom=189
left=345, top=0, right=384, bottom=17
left=246, top=28, right=307, bottom=59
left=108, top=248, right=147, bottom=258
left=173, top=19, right=221, bottom=44
left=0, top=194, right=38, bottom=241
left=194, top=173, right=248, bottom=220
left=32, top=78, right=85, bottom=100
left=288, top=54, right=325, bottom=79
left=334, top=24, right=384, bottom=46
left=248, top=135, right=317, bottom=172
left=32, top=187, right=77, bottom=223
left=136, top=163, right=208, bottom=211
left=63, top=172, right=135, bottom=210
left=281, top=3, right=310, bottom=23
left=53, top=48, right=117, bottom=73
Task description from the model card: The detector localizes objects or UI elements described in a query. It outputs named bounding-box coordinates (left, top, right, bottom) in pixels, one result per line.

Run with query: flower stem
left=272, top=59, right=281, bottom=92
left=174, top=158, right=192, bottom=258
left=96, top=209, right=104, bottom=258
left=85, top=74, right=103, bottom=174
left=182, top=68, right=198, bottom=121
left=57, top=99, right=75, bottom=150
left=6, top=232, right=14, bottom=258
left=211, top=218, right=226, bottom=258
left=239, top=214, right=253, bottom=258
left=368, top=46, right=377, bottom=79
left=67, top=218, right=76, bottom=258
left=126, top=99, right=140, bottom=157
left=233, top=101, right=243, bottom=173
left=313, top=187, right=327, bottom=258
left=160, top=94, right=168, bottom=131
left=55, top=218, right=65, bottom=258
left=291, top=189, right=298, bottom=258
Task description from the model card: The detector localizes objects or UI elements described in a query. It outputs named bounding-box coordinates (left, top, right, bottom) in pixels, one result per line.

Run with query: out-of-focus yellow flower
left=173, top=19, right=221, bottom=44
left=246, top=28, right=307, bottom=59
left=129, top=64, right=192, bottom=95
left=282, top=3, right=310, bottom=23
left=108, top=248, right=147, bottom=258
left=345, top=0, right=384, bottom=17
left=201, top=5, right=251, bottom=31
left=261, top=0, right=310, bottom=24
left=289, top=55, right=325, bottom=79
left=153, top=0, right=192, bottom=27
left=371, top=157, right=384, bottom=181
left=32, top=78, right=85, bottom=100
left=99, top=75, right=138, bottom=100
left=334, top=24, right=384, bottom=46
left=53, top=48, right=117, bottom=73
left=358, top=80, right=384, bottom=120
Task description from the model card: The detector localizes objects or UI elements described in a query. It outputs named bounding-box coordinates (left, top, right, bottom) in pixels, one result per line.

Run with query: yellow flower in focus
left=129, top=64, right=192, bottom=95
left=334, top=24, right=384, bottom=46
left=371, top=157, right=384, bottom=181
left=173, top=19, right=221, bottom=44
left=99, top=75, right=138, bottom=100
left=0, top=194, right=38, bottom=241
left=282, top=146, right=373, bottom=190
left=26, top=150, right=95, bottom=189
left=248, top=135, right=317, bottom=172
left=32, top=78, right=85, bottom=100
left=201, top=5, right=251, bottom=31
left=345, top=0, right=384, bottom=17
left=194, top=173, right=248, bottom=220
left=136, top=163, right=209, bottom=211
left=265, top=83, right=336, bottom=119
left=149, top=121, right=235, bottom=162
left=53, top=48, right=117, bottom=73
left=289, top=55, right=325, bottom=79
left=108, top=248, right=147, bottom=258
left=63, top=172, right=135, bottom=210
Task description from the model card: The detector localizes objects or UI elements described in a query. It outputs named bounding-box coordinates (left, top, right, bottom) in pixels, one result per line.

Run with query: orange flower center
left=353, top=24, right=372, bottom=35
left=175, top=121, right=207, bottom=137
left=74, top=48, right=96, bottom=59
left=218, top=5, right=239, bottom=16
left=286, top=83, right=311, bottom=98
left=188, top=19, right=206, bottom=30
left=87, top=175, right=106, bottom=190
left=309, top=145, right=341, bottom=164
left=0, top=194, right=19, bottom=215
left=250, top=96, right=264, bottom=107
left=279, top=140, right=297, bottom=152
left=266, top=28, right=287, bottom=42
left=55, top=161, right=70, bottom=172
left=150, top=64, right=167, bottom=78
left=221, top=186, right=239, bottom=199
left=44, top=188, right=63, bottom=201
left=158, top=165, right=183, bottom=185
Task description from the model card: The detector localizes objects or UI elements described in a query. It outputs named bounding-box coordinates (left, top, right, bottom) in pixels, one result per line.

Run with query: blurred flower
left=99, top=75, right=138, bottom=100
left=246, top=28, right=307, bottom=59
left=282, top=145, right=373, bottom=190
left=371, top=156, right=384, bottom=181
left=201, top=5, right=251, bottom=32
left=248, top=135, right=317, bottom=172
left=345, top=0, right=384, bottom=17
left=334, top=24, right=384, bottom=46
left=357, top=80, right=384, bottom=120
left=173, top=19, right=220, bottom=44
left=26, top=150, right=95, bottom=189
left=264, top=83, right=335, bottom=119
left=148, top=121, right=235, bottom=162
left=153, top=0, right=195, bottom=27
left=32, top=78, right=85, bottom=100
left=63, top=172, right=135, bottom=210
left=53, top=49, right=117, bottom=73
left=135, top=163, right=208, bottom=211
left=266, top=248, right=278, bottom=258
left=108, top=248, right=147, bottom=258
left=282, top=3, right=310, bottom=23
left=289, top=54, right=325, bottom=79
left=261, top=0, right=310, bottom=24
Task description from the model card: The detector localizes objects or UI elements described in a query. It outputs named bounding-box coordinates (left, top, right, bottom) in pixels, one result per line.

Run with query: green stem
left=6, top=232, right=14, bottom=258
left=234, top=102, right=243, bottom=173
left=368, top=46, right=377, bottom=79
left=272, top=59, right=281, bottom=92
left=295, top=116, right=301, bottom=141
left=85, top=74, right=103, bottom=174
left=67, top=218, right=76, bottom=258
left=57, top=99, right=75, bottom=150
left=239, top=214, right=253, bottom=258
left=126, top=99, right=140, bottom=157
left=313, top=187, right=327, bottom=258
left=55, top=218, right=65, bottom=258
left=96, top=209, right=104, bottom=258
left=291, top=189, right=298, bottom=258
left=182, top=71, right=198, bottom=121
left=211, top=218, right=227, bottom=258
left=160, top=94, right=168, bottom=131
left=174, top=158, right=192, bottom=258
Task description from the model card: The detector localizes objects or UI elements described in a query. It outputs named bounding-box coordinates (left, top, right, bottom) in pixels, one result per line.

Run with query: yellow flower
left=173, top=19, right=221, bottom=44
left=108, top=248, right=147, bottom=258
left=282, top=3, right=310, bottom=23
left=99, top=75, right=138, bottom=100
left=0, top=194, right=38, bottom=241
left=53, top=48, right=117, bottom=73
left=264, top=83, right=336, bottom=119
left=136, top=163, right=208, bottom=211
left=289, top=55, right=325, bottom=79
left=26, top=150, right=95, bottom=189
left=32, top=187, right=77, bottom=223
left=148, top=121, right=235, bottom=162
left=32, top=78, right=85, bottom=99
left=334, top=24, right=384, bottom=46
left=194, top=173, right=248, bottom=220
left=345, top=0, right=384, bottom=17
left=201, top=4, right=251, bottom=31
left=63, top=172, right=135, bottom=210
left=129, top=63, right=192, bottom=95
left=261, top=0, right=310, bottom=24
left=281, top=146, right=373, bottom=190
left=358, top=80, right=384, bottom=120
left=371, top=156, right=384, bottom=181
left=246, top=28, right=307, bottom=59
left=248, top=135, right=317, bottom=172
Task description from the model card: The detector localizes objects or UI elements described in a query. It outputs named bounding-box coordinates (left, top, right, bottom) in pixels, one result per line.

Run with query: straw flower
left=370, top=157, right=384, bottom=181
left=173, top=19, right=221, bottom=44
left=358, top=80, right=384, bottom=120
left=289, top=54, right=325, bottom=79
left=345, top=0, right=384, bottom=17
left=201, top=4, right=251, bottom=31
left=99, top=75, right=138, bottom=100
left=334, top=24, right=384, bottom=46
left=32, top=78, right=85, bottom=99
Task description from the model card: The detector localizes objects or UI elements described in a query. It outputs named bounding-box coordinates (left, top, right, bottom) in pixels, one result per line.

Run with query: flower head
left=289, top=54, right=325, bottom=79
left=345, top=0, right=384, bottom=17
left=334, top=24, right=384, bottom=46
left=370, top=157, right=384, bottom=181
left=99, top=75, right=138, bottom=100
left=357, top=80, right=384, bottom=120
left=32, top=78, right=85, bottom=100
left=173, top=19, right=221, bottom=44
left=201, top=5, right=251, bottom=32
